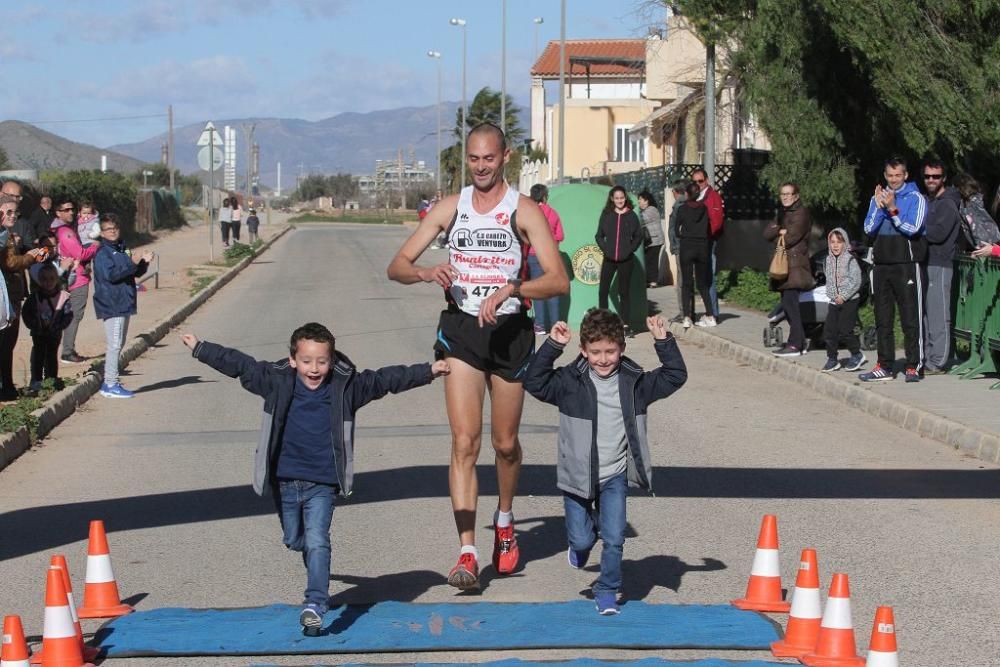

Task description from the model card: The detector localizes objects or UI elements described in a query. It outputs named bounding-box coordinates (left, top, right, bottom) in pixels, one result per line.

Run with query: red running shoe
left=447, top=553, right=480, bottom=590
left=492, top=520, right=520, bottom=574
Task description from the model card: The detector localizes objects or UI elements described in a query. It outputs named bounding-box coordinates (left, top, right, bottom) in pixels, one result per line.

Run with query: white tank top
left=446, top=184, right=526, bottom=317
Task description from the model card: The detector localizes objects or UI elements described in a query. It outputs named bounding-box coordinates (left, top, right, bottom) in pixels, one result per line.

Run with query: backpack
left=959, top=194, right=1000, bottom=249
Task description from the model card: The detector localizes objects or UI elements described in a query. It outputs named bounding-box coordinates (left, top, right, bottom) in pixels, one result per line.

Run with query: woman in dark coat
left=595, top=185, right=643, bottom=335
left=764, top=182, right=815, bottom=356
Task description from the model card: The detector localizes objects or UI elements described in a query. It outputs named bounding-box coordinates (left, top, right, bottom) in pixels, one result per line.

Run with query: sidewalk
left=9, top=212, right=292, bottom=389
left=649, top=282, right=1000, bottom=464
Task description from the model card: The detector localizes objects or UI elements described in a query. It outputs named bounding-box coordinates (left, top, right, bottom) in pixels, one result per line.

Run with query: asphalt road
left=1, top=224, right=997, bottom=667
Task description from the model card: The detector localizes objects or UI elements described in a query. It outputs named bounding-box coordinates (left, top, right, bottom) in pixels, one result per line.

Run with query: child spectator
left=91, top=213, right=154, bottom=398
left=821, top=228, right=866, bottom=372
left=524, top=308, right=687, bottom=615
left=76, top=201, right=101, bottom=246
left=219, top=198, right=233, bottom=247
left=181, top=322, right=449, bottom=634
left=22, top=263, right=73, bottom=393
left=246, top=208, right=261, bottom=244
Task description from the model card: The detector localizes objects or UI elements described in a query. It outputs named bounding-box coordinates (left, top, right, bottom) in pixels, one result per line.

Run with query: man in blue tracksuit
left=859, top=157, right=928, bottom=383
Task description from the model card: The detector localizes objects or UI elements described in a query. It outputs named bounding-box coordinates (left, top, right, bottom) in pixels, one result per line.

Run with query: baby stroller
left=762, top=245, right=877, bottom=351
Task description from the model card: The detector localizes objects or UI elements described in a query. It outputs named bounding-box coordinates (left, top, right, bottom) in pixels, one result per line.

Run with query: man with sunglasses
left=1, top=179, right=35, bottom=252
left=51, top=197, right=99, bottom=364
left=920, top=160, right=961, bottom=374
left=690, top=168, right=724, bottom=325
left=859, top=157, right=928, bottom=383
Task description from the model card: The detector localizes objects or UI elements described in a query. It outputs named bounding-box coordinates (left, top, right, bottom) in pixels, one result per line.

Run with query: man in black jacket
left=921, top=160, right=961, bottom=374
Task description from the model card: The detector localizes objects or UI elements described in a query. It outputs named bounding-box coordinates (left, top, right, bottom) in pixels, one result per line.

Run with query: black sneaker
left=60, top=352, right=86, bottom=364
left=772, top=345, right=802, bottom=358
left=821, top=358, right=841, bottom=372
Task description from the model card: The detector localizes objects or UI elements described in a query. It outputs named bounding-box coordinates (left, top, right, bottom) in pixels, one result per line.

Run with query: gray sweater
left=589, top=368, right=627, bottom=482
left=641, top=206, right=665, bottom=246
left=824, top=227, right=862, bottom=302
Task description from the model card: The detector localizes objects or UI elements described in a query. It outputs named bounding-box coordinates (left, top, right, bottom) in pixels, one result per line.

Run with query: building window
left=614, top=125, right=645, bottom=163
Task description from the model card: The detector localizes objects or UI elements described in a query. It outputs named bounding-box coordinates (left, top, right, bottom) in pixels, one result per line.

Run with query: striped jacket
left=863, top=181, right=928, bottom=264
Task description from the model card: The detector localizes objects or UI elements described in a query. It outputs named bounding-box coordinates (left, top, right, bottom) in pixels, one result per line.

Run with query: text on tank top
left=446, top=185, right=526, bottom=316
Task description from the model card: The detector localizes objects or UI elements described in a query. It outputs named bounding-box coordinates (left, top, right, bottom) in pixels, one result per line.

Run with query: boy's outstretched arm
left=181, top=332, right=274, bottom=398
left=638, top=316, right=688, bottom=403
left=349, top=360, right=447, bottom=409
left=524, top=321, right=571, bottom=405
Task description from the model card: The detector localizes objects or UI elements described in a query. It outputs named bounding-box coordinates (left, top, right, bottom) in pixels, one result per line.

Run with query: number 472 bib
left=446, top=184, right=526, bottom=317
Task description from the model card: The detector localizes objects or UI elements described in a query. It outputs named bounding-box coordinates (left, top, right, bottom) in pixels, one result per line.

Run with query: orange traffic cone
left=39, top=566, right=94, bottom=667
left=865, top=606, right=899, bottom=667
left=801, top=573, right=865, bottom=667
left=1, top=615, right=31, bottom=667
left=31, top=557, right=99, bottom=664
left=77, top=521, right=133, bottom=619
left=770, top=548, right=822, bottom=658
left=731, top=514, right=790, bottom=612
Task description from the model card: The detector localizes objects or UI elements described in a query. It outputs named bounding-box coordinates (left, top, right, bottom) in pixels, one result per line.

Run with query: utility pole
left=398, top=148, right=406, bottom=209
left=704, top=43, right=716, bottom=181
left=501, top=0, right=507, bottom=134
left=168, top=104, right=175, bottom=192
left=208, top=125, right=216, bottom=262
left=557, top=0, right=566, bottom=183
left=242, top=122, right=255, bottom=206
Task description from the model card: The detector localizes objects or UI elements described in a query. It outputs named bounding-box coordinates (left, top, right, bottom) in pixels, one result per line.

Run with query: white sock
left=460, top=545, right=479, bottom=560
left=496, top=510, right=513, bottom=528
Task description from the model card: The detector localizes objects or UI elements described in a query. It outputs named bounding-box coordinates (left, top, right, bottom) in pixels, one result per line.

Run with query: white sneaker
left=682, top=317, right=693, bottom=329
left=695, top=315, right=717, bottom=328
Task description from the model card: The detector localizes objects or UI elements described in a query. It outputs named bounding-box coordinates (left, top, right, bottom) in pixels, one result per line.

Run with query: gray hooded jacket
left=824, top=227, right=862, bottom=302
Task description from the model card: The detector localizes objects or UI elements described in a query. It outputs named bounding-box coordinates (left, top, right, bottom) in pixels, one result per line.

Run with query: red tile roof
left=531, top=39, right=646, bottom=78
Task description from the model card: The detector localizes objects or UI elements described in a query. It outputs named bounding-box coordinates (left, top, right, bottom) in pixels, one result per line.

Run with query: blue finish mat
left=252, top=661, right=786, bottom=667
left=96, top=601, right=782, bottom=657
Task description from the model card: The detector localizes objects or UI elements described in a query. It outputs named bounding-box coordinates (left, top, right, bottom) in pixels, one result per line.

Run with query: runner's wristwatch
left=507, top=279, right=522, bottom=299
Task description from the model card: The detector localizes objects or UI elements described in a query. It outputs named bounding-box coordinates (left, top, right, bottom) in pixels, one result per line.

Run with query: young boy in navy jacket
left=181, top=323, right=449, bottom=634
left=524, top=308, right=686, bottom=615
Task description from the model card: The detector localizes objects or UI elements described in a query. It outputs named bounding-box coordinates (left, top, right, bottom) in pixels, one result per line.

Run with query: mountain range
left=0, top=120, right=145, bottom=174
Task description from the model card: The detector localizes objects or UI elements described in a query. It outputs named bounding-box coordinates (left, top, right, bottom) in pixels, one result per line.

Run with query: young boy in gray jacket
left=524, top=308, right=687, bottom=615
left=822, top=227, right=866, bottom=372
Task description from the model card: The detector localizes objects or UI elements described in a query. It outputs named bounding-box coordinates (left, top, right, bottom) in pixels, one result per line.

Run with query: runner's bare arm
left=477, top=196, right=570, bottom=326
left=387, top=195, right=459, bottom=287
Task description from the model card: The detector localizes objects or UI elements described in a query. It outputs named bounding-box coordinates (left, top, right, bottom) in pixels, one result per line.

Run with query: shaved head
left=468, top=122, right=507, bottom=152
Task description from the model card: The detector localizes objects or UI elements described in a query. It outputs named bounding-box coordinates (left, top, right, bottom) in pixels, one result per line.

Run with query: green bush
left=0, top=377, right=78, bottom=436
left=41, top=170, right=138, bottom=232
left=221, top=240, right=261, bottom=266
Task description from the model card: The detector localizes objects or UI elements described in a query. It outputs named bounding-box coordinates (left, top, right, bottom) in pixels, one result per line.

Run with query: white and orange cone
left=39, top=566, right=94, bottom=667
left=770, top=547, right=822, bottom=658
left=1, top=615, right=31, bottom=667
left=731, top=514, right=790, bottom=612
left=801, top=572, right=865, bottom=667
left=865, top=606, right=899, bottom=667
left=77, top=521, right=133, bottom=619
left=31, top=557, right=99, bottom=664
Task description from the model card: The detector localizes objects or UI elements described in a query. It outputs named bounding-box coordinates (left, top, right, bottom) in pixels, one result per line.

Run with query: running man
left=387, top=123, right=569, bottom=590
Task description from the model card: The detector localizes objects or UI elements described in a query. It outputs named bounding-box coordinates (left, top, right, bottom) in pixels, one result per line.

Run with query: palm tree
left=441, top=87, right=525, bottom=191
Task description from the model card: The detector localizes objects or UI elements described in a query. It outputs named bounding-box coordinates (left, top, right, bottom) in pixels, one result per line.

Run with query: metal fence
left=951, top=256, right=1000, bottom=388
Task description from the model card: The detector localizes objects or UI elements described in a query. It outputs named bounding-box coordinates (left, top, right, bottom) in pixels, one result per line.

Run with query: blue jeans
left=527, top=255, right=560, bottom=331
left=278, top=479, right=336, bottom=610
left=563, top=473, right=627, bottom=594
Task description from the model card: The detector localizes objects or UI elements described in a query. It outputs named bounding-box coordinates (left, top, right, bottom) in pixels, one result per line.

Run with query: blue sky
left=3, top=1, right=664, bottom=148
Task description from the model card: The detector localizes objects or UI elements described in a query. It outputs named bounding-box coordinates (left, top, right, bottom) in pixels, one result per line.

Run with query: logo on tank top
left=495, top=212, right=510, bottom=226
left=451, top=227, right=514, bottom=252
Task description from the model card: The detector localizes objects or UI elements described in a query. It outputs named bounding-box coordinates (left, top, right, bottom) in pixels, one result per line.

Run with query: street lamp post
left=533, top=16, right=544, bottom=61
left=427, top=50, right=443, bottom=194
left=501, top=0, right=506, bottom=134
left=450, top=17, right=467, bottom=190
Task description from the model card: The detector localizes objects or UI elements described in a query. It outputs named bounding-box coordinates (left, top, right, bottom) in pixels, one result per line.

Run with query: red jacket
left=700, top=186, right=725, bottom=239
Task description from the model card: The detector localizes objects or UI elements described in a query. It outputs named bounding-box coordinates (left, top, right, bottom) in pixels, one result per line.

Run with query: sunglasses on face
left=57, top=206, right=75, bottom=213
left=923, top=174, right=944, bottom=180
left=693, top=178, right=706, bottom=184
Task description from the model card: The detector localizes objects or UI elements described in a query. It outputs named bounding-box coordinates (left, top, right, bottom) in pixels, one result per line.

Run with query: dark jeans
left=0, top=316, right=20, bottom=393
left=231, top=220, right=241, bottom=242
left=527, top=255, right=560, bottom=331
left=599, top=256, right=635, bottom=324
left=824, top=299, right=861, bottom=358
left=31, top=334, right=61, bottom=383
left=278, top=479, right=336, bottom=610
left=707, top=240, right=720, bottom=317
left=220, top=221, right=231, bottom=244
left=679, top=241, right=712, bottom=319
left=781, top=288, right=805, bottom=350
left=563, top=472, right=627, bottom=594
left=644, top=244, right=662, bottom=285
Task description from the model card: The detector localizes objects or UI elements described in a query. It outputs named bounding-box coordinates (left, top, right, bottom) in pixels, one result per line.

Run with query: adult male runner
left=387, top=123, right=569, bottom=590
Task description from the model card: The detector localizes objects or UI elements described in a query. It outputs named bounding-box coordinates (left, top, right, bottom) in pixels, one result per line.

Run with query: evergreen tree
left=672, top=0, right=1000, bottom=214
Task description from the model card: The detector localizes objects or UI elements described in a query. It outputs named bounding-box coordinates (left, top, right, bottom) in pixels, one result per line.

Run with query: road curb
left=0, top=226, right=293, bottom=474
left=667, top=320, right=1000, bottom=465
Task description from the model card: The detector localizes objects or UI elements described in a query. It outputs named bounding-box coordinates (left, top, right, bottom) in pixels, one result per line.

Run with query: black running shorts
left=433, top=307, right=535, bottom=382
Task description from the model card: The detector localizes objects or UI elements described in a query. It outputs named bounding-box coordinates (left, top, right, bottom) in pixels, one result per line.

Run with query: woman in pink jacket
left=528, top=184, right=565, bottom=335
left=51, top=197, right=99, bottom=363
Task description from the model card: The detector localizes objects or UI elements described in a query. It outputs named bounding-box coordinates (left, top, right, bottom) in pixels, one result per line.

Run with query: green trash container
left=543, top=183, right=647, bottom=332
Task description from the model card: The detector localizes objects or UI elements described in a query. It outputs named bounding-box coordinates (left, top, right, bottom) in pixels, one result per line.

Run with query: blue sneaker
left=99, top=383, right=134, bottom=398
left=821, top=358, right=841, bottom=372
left=843, top=352, right=867, bottom=372
left=858, top=363, right=894, bottom=382
left=594, top=591, right=620, bottom=615
left=299, top=603, right=324, bottom=636
left=567, top=546, right=591, bottom=569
